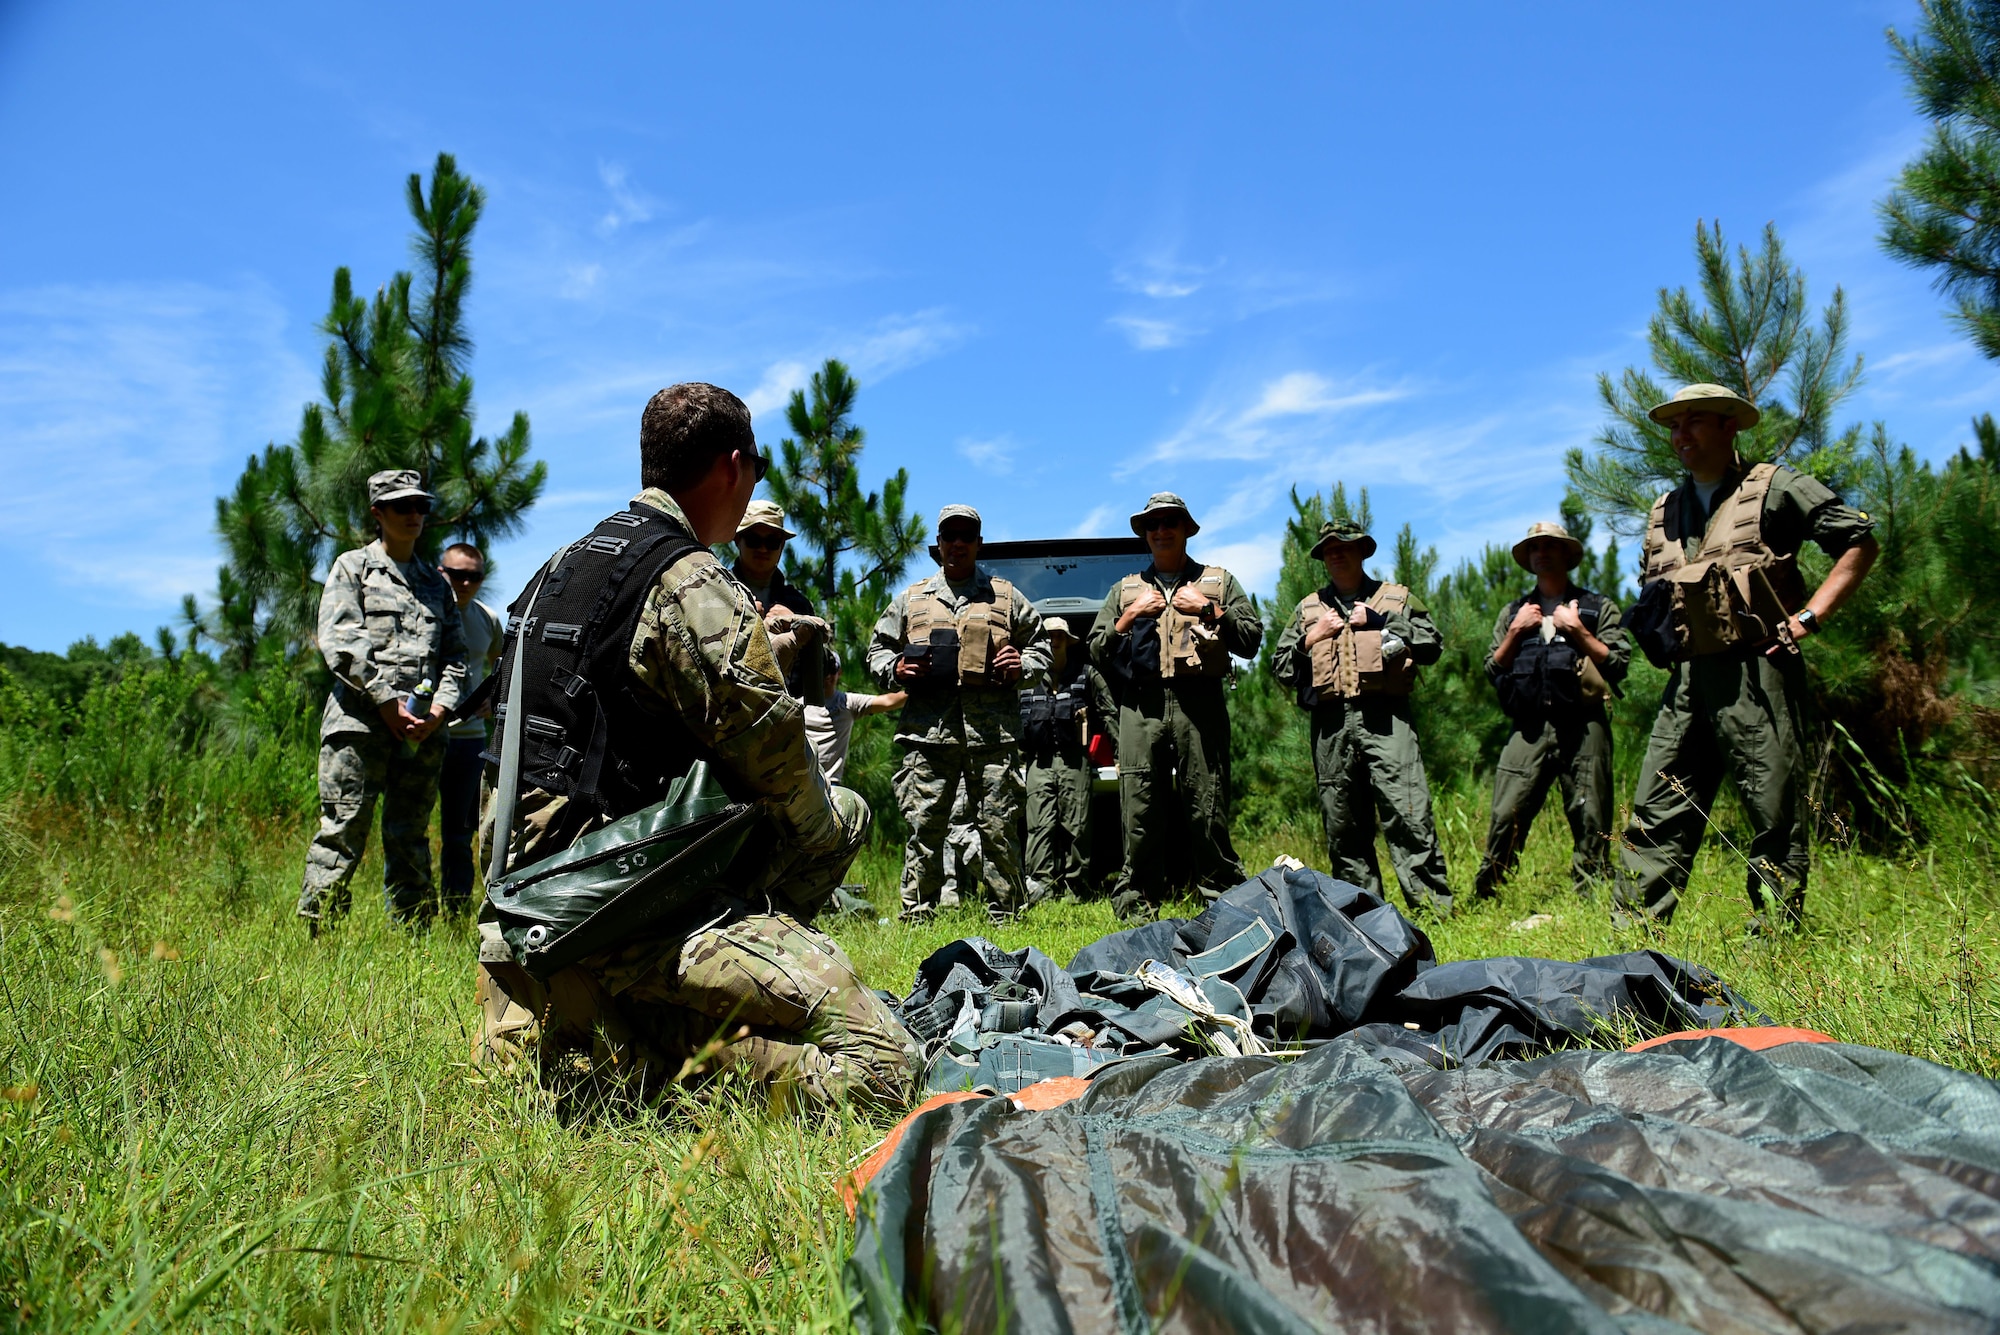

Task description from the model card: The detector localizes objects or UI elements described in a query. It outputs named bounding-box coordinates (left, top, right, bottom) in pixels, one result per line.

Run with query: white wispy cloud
left=957, top=435, right=1015, bottom=474
left=1108, top=314, right=1196, bottom=350
left=0, top=280, right=316, bottom=618
left=595, top=162, right=658, bottom=235
left=1132, top=368, right=1414, bottom=471
left=1070, top=502, right=1119, bottom=538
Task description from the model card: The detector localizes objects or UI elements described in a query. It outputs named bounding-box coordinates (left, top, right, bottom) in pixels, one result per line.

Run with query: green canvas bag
left=483, top=570, right=763, bottom=980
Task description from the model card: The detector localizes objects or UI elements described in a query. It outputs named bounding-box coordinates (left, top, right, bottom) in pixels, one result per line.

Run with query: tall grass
left=1, top=658, right=1996, bottom=1328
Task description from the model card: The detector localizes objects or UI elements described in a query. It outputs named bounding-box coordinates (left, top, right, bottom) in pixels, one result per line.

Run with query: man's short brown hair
left=441, top=542, right=484, bottom=567
left=640, top=383, right=755, bottom=492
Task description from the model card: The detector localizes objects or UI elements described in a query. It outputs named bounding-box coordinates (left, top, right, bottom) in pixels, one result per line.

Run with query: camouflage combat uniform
left=475, top=487, right=915, bottom=1110
left=868, top=566, right=1049, bottom=917
left=298, top=539, right=466, bottom=924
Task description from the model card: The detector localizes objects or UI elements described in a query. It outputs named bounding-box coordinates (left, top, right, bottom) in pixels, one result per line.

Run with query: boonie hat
left=1308, top=520, right=1376, bottom=561
left=1130, top=492, right=1200, bottom=537
left=1510, top=520, right=1584, bottom=572
left=368, top=469, right=434, bottom=507
left=736, top=499, right=796, bottom=539
left=1647, top=383, right=1762, bottom=429
left=1042, top=615, right=1078, bottom=640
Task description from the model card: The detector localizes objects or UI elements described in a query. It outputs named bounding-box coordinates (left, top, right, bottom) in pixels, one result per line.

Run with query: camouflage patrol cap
left=935, top=504, right=982, bottom=535
left=1308, top=520, right=1376, bottom=560
left=1511, top=520, right=1584, bottom=572
left=1648, top=383, right=1762, bottom=429
left=736, top=499, right=795, bottom=539
left=367, top=469, right=434, bottom=507
left=1130, top=491, right=1200, bottom=537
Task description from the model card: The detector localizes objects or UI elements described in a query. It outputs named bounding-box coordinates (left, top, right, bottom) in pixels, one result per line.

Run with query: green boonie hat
left=1130, top=491, right=1200, bottom=537
left=1308, top=520, right=1375, bottom=561
left=1511, top=520, right=1584, bottom=572
left=736, top=499, right=795, bottom=539
left=367, top=469, right=434, bottom=507
left=1648, top=382, right=1762, bottom=429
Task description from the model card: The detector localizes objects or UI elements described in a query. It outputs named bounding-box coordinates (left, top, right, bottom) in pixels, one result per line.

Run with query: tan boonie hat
left=1042, top=615, right=1078, bottom=640
left=1647, top=382, right=1762, bottom=429
left=1511, top=521, right=1584, bottom=572
left=1130, top=491, right=1200, bottom=537
left=736, top=499, right=795, bottom=539
left=1308, top=520, right=1376, bottom=560
left=367, top=469, right=434, bottom=507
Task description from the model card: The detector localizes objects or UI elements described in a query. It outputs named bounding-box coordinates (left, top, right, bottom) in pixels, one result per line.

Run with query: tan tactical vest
left=1297, top=583, right=1416, bottom=698
left=1119, top=569, right=1231, bottom=678
left=1642, top=463, right=1807, bottom=657
left=904, top=574, right=1019, bottom=687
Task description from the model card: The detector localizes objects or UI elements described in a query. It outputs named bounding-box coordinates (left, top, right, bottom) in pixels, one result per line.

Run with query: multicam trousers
left=298, top=728, right=445, bottom=924
left=473, top=911, right=919, bottom=1111
left=894, top=742, right=1026, bottom=918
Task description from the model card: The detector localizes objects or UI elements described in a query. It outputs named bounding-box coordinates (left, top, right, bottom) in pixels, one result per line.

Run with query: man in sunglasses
left=438, top=542, right=503, bottom=914
left=868, top=505, right=1050, bottom=919
left=1089, top=492, right=1262, bottom=915
left=730, top=500, right=829, bottom=696
left=298, top=468, right=468, bottom=933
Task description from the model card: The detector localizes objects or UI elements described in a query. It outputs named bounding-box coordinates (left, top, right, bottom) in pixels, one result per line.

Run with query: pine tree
left=201, top=153, right=544, bottom=662
left=1565, top=221, right=1864, bottom=533
left=760, top=359, right=925, bottom=682
left=1880, top=0, right=2000, bottom=358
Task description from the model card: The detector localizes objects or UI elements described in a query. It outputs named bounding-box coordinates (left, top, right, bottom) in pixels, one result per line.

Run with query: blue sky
left=2, top=0, right=1992, bottom=651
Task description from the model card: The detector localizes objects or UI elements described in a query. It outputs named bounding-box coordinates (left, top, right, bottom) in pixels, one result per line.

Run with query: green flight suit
left=1270, top=577, right=1451, bottom=915
left=1089, top=562, right=1262, bottom=908
left=1474, top=587, right=1630, bottom=899
left=1615, top=459, right=1875, bottom=926
left=1023, top=659, right=1113, bottom=901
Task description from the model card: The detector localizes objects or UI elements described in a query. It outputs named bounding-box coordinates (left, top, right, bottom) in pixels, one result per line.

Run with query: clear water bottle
left=404, top=677, right=435, bottom=750
left=1380, top=631, right=1407, bottom=659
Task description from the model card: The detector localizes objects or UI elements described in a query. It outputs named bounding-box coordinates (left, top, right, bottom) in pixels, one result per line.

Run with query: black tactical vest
left=1019, top=662, right=1090, bottom=759
left=1495, top=589, right=1605, bottom=722
left=486, top=502, right=706, bottom=836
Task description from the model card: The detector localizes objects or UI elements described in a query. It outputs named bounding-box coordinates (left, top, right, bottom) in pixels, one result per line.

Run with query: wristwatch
left=1794, top=608, right=1819, bottom=634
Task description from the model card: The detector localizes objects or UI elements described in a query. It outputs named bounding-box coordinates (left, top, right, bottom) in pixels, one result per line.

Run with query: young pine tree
left=1880, top=0, right=2000, bottom=358
left=1565, top=220, right=1865, bottom=533
left=202, top=153, right=545, bottom=662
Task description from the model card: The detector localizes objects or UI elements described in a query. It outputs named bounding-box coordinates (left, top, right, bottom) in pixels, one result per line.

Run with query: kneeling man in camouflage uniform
left=298, top=469, right=467, bottom=931
left=1475, top=521, right=1630, bottom=900
left=473, top=384, right=916, bottom=1110
left=1615, top=383, right=1877, bottom=931
left=1270, top=521, right=1452, bottom=916
left=869, top=506, right=1049, bottom=918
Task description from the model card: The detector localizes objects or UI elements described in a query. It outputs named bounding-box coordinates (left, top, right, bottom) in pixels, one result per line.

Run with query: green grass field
left=2, top=790, right=1996, bottom=1331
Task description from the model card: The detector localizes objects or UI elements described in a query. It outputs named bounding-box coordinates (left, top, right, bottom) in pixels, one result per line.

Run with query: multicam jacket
left=509, top=488, right=842, bottom=866
left=867, top=566, right=1049, bottom=748
left=317, top=539, right=467, bottom=739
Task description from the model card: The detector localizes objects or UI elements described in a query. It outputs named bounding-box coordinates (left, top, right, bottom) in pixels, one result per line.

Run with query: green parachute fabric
left=848, top=1036, right=2000, bottom=1333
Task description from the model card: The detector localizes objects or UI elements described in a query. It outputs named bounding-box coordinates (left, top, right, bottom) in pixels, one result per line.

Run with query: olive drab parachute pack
left=480, top=503, right=762, bottom=979
left=1640, top=463, right=1806, bottom=661
left=1296, top=583, right=1417, bottom=700
left=1117, top=568, right=1230, bottom=679
left=1493, top=590, right=1611, bottom=721
left=902, top=574, right=1020, bottom=688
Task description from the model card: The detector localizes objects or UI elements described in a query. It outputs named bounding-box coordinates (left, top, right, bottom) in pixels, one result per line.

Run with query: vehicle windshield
left=975, top=539, right=1149, bottom=619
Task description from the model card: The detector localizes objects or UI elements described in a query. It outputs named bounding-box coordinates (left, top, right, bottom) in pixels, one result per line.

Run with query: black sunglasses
left=441, top=566, right=484, bottom=583
left=1140, top=513, right=1183, bottom=531
left=382, top=499, right=432, bottom=516
left=747, top=449, right=772, bottom=482
left=936, top=527, right=980, bottom=545
left=738, top=532, right=786, bottom=551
